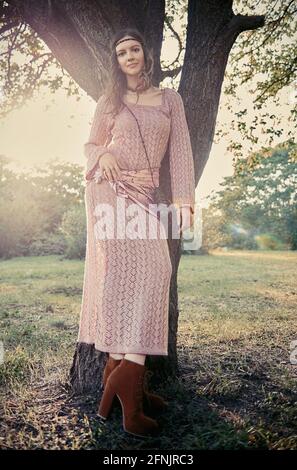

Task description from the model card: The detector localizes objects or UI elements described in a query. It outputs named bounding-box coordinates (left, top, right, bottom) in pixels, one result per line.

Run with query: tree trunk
left=10, top=0, right=265, bottom=394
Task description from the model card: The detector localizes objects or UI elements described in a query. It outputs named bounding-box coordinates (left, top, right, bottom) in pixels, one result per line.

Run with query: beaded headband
left=115, top=36, right=142, bottom=48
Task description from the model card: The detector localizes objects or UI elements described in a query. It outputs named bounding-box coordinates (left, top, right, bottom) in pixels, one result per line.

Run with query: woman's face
left=115, top=36, right=145, bottom=77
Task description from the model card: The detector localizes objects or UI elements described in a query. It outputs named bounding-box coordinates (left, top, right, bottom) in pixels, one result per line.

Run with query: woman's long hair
left=103, top=28, right=155, bottom=118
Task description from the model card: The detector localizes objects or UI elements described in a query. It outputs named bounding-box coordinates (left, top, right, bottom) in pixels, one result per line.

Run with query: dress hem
left=95, top=345, right=168, bottom=356
left=78, top=341, right=168, bottom=356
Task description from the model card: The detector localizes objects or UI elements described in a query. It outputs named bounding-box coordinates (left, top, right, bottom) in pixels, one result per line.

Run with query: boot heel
left=97, top=382, right=115, bottom=419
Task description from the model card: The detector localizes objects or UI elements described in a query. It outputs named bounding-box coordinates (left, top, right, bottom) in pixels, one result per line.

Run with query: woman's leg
left=109, top=353, right=146, bottom=365
left=110, top=353, right=125, bottom=360
left=124, top=353, right=146, bottom=365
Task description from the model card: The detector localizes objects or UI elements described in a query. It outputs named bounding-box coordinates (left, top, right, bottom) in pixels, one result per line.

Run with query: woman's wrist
left=173, top=202, right=195, bottom=214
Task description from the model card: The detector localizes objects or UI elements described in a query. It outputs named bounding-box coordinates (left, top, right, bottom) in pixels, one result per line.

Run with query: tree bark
left=8, top=0, right=265, bottom=394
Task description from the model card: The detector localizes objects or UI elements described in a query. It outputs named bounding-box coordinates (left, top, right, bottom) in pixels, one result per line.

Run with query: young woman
left=78, top=28, right=195, bottom=438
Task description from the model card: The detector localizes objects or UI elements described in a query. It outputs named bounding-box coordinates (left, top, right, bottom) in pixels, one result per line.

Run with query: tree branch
left=164, top=14, right=183, bottom=68
left=237, top=0, right=297, bottom=59
left=0, top=20, right=20, bottom=35
left=227, top=13, right=266, bottom=37
left=160, top=65, right=182, bottom=81
left=254, top=62, right=297, bottom=103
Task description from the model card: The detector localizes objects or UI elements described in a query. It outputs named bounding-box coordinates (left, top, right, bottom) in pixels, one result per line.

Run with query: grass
left=0, top=251, right=296, bottom=450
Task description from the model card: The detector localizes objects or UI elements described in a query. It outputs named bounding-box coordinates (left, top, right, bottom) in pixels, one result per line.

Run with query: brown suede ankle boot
left=97, top=358, right=159, bottom=438
left=102, top=355, right=168, bottom=415
left=102, top=356, right=122, bottom=390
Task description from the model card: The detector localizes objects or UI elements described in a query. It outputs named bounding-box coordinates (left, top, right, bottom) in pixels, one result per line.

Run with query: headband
left=115, top=36, right=142, bottom=48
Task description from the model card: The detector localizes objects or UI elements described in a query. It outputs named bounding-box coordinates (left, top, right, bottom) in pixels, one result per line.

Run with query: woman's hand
left=180, top=207, right=194, bottom=233
left=99, top=153, right=123, bottom=182
left=173, top=204, right=195, bottom=233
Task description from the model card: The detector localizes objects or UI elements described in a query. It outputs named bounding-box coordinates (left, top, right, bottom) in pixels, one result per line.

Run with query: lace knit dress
left=77, top=87, right=195, bottom=355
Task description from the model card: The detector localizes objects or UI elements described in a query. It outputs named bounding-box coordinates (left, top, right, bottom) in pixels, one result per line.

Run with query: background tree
left=204, top=139, right=297, bottom=250
left=0, top=156, right=84, bottom=258
left=60, top=205, right=87, bottom=259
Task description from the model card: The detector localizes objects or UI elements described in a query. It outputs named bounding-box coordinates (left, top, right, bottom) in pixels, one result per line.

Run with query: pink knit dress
left=77, top=87, right=195, bottom=355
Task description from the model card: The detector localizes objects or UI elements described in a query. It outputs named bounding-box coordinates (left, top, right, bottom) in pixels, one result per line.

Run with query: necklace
left=125, top=86, right=155, bottom=104
left=126, top=84, right=153, bottom=94
left=126, top=89, right=140, bottom=104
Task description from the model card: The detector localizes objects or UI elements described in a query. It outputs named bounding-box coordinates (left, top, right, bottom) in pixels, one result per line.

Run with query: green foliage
left=255, top=233, right=287, bottom=250
left=222, top=0, right=297, bottom=158
left=0, top=15, right=81, bottom=119
left=0, top=346, right=35, bottom=387
left=60, top=205, right=86, bottom=259
left=0, top=156, right=86, bottom=258
left=28, top=231, right=67, bottom=256
left=203, top=140, right=297, bottom=250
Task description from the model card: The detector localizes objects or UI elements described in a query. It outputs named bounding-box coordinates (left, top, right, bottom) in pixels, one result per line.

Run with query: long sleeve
left=84, top=94, right=115, bottom=181
left=167, top=89, right=195, bottom=209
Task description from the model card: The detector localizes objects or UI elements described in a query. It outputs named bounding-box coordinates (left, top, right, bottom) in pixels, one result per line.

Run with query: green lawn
left=0, top=251, right=296, bottom=450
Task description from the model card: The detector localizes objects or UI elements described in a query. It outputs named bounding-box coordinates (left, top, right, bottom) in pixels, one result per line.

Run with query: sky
left=0, top=9, right=294, bottom=209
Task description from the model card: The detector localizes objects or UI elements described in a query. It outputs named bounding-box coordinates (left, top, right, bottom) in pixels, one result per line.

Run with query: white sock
left=110, top=353, right=124, bottom=360
left=124, top=353, right=146, bottom=366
